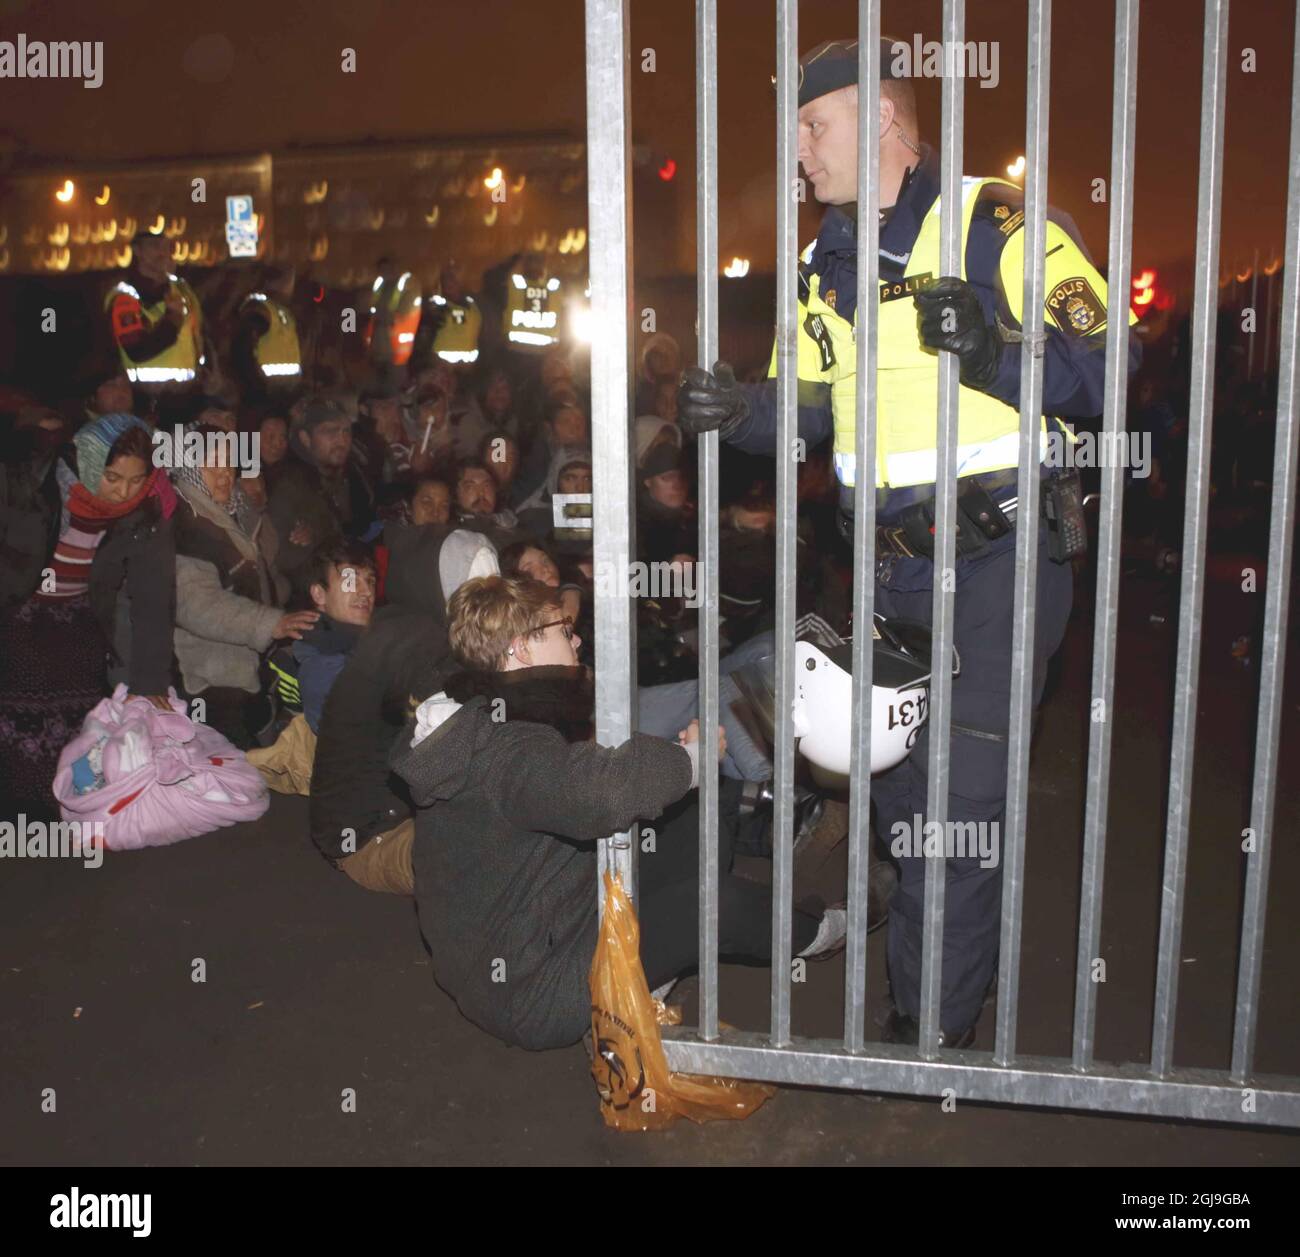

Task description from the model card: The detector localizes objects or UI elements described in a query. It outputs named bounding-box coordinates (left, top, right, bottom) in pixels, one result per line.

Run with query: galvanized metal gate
left=585, top=0, right=1300, bottom=1127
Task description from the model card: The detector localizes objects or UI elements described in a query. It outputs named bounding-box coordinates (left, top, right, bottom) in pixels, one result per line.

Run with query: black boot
left=738, top=779, right=826, bottom=858
left=880, top=1010, right=977, bottom=1050
left=866, top=851, right=897, bottom=934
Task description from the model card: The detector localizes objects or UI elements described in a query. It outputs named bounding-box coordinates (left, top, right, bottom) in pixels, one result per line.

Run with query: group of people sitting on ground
left=0, top=337, right=854, bottom=1050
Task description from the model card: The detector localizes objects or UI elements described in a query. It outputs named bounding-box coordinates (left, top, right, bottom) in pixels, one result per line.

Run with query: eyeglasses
left=533, top=617, right=576, bottom=642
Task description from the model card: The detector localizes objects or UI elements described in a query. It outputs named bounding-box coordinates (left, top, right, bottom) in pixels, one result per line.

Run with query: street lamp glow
left=55, top=180, right=75, bottom=203
left=723, top=256, right=750, bottom=278
left=484, top=167, right=504, bottom=191
left=570, top=301, right=593, bottom=343
left=1006, top=155, right=1025, bottom=179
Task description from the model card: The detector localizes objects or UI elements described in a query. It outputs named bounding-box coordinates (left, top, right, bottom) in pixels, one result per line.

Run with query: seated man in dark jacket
left=308, top=519, right=501, bottom=893
left=269, top=396, right=375, bottom=594
left=296, top=540, right=376, bottom=733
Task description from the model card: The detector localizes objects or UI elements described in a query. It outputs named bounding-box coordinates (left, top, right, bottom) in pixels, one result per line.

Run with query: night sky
left=0, top=0, right=1295, bottom=297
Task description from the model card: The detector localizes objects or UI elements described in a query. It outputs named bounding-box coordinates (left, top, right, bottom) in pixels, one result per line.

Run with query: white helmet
left=732, top=615, right=943, bottom=777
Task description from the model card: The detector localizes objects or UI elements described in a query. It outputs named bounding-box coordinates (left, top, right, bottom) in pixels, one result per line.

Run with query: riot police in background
left=679, top=37, right=1141, bottom=1048
left=415, top=257, right=483, bottom=368
left=365, top=257, right=423, bottom=375
left=234, top=264, right=303, bottom=405
left=502, top=251, right=562, bottom=355
left=103, top=229, right=204, bottom=407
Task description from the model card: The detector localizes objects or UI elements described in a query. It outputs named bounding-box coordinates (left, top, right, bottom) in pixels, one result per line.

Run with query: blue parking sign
left=225, top=195, right=258, bottom=258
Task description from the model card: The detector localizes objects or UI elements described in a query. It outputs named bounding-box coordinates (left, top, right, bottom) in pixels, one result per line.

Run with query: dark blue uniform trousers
left=871, top=516, right=1073, bottom=1035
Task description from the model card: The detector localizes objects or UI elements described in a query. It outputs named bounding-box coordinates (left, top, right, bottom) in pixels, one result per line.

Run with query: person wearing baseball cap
left=677, top=34, right=1140, bottom=1050
left=269, top=395, right=375, bottom=593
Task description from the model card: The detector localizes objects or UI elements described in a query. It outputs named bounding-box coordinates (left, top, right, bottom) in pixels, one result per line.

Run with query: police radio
left=1043, top=468, right=1088, bottom=563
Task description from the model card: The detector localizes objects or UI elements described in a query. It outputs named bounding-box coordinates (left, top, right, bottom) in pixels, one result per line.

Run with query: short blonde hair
left=448, top=575, right=563, bottom=671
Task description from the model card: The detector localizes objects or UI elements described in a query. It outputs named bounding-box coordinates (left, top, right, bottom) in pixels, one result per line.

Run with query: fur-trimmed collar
left=444, top=665, right=594, bottom=743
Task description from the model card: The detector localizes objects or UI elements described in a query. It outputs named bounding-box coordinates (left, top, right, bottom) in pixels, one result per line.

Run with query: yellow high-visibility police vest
left=505, top=272, right=561, bottom=351
left=770, top=176, right=1128, bottom=489
left=241, top=292, right=302, bottom=379
left=431, top=294, right=482, bottom=364
left=367, top=273, right=422, bottom=366
left=104, top=273, right=203, bottom=385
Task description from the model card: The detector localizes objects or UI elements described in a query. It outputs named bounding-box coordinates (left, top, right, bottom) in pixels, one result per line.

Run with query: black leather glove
left=677, top=361, right=750, bottom=439
left=914, top=276, right=1002, bottom=391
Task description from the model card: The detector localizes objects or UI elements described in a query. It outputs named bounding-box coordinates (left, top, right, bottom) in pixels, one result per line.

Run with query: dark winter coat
left=1, top=439, right=174, bottom=692
left=0, top=433, right=62, bottom=607
left=308, top=520, right=500, bottom=864
left=267, top=449, right=375, bottom=589
left=89, top=497, right=176, bottom=696
left=389, top=666, right=693, bottom=1051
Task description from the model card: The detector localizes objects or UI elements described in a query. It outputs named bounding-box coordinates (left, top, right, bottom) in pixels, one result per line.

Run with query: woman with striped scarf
left=0, top=412, right=176, bottom=817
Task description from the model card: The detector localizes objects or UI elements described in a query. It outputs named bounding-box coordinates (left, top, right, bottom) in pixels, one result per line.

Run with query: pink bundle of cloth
left=53, top=686, right=269, bottom=849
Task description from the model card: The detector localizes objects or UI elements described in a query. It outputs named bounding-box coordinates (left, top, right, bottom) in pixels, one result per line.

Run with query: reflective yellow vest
left=367, top=273, right=422, bottom=366
left=241, top=293, right=301, bottom=379
left=505, top=272, right=561, bottom=351
left=431, top=294, right=482, bottom=363
left=770, top=176, right=1127, bottom=489
left=104, top=273, right=202, bottom=385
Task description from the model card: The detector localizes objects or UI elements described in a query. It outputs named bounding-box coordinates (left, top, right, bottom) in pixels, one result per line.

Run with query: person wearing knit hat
left=633, top=414, right=683, bottom=469
left=515, top=445, right=591, bottom=545
left=634, top=332, right=683, bottom=416
left=636, top=438, right=694, bottom=567
left=0, top=410, right=178, bottom=817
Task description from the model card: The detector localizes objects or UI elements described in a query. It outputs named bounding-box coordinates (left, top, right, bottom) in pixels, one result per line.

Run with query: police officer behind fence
left=679, top=37, right=1140, bottom=1047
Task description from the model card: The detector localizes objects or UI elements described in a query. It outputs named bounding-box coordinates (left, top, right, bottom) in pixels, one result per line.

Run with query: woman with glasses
left=390, top=574, right=845, bottom=1051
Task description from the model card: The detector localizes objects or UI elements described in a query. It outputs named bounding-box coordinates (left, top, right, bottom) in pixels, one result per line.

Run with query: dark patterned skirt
left=0, top=594, right=107, bottom=819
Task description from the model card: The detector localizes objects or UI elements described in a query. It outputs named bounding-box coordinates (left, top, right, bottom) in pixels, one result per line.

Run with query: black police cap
left=773, top=37, right=903, bottom=108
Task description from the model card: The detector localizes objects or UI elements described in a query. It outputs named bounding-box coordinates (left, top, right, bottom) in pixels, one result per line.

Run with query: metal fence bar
left=920, top=0, right=966, bottom=1057
left=695, top=0, right=722, bottom=1043
left=1151, top=0, right=1229, bottom=1079
left=588, top=0, right=1300, bottom=1128
left=844, top=0, right=882, bottom=1053
left=1231, top=4, right=1300, bottom=1084
left=585, top=0, right=637, bottom=902
left=661, top=1030, right=1300, bottom=1126
left=1071, top=0, right=1139, bottom=1071
left=770, top=0, right=799, bottom=1048
left=996, top=0, right=1053, bottom=1068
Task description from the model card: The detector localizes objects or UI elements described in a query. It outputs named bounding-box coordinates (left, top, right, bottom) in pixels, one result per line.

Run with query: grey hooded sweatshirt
left=390, top=666, right=694, bottom=1050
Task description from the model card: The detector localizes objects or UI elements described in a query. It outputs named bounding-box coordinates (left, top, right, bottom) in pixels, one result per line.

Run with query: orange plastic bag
left=589, top=869, right=774, bottom=1130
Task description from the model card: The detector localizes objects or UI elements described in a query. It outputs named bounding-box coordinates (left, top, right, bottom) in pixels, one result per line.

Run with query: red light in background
left=1131, top=266, right=1158, bottom=317
left=658, top=158, right=676, bottom=181
left=313, top=285, right=325, bottom=303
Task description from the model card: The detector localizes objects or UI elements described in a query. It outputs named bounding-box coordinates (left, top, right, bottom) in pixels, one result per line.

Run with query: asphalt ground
left=1, top=549, right=1297, bottom=1166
